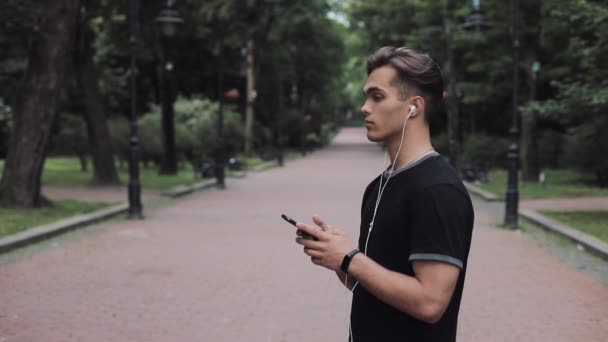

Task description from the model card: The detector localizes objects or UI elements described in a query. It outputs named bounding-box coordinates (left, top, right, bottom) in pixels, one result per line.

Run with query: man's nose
left=361, top=100, right=371, bottom=117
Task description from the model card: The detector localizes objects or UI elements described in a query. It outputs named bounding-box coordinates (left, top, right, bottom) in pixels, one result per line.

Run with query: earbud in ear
left=407, top=104, right=417, bottom=118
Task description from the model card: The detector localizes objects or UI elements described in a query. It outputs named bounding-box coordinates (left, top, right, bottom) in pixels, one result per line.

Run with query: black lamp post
left=275, top=64, right=285, bottom=167
left=215, top=48, right=226, bottom=189
left=128, top=0, right=143, bottom=219
left=464, top=0, right=519, bottom=229
left=504, top=0, right=520, bottom=229
left=156, top=0, right=183, bottom=175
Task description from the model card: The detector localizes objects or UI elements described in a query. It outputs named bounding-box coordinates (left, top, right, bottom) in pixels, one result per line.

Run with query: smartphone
left=281, top=214, right=317, bottom=240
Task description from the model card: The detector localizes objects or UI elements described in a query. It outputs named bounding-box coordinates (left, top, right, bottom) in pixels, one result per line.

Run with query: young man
left=295, top=46, right=474, bottom=341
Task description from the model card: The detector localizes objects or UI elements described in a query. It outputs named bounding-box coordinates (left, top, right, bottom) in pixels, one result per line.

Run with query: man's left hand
left=295, top=215, right=356, bottom=272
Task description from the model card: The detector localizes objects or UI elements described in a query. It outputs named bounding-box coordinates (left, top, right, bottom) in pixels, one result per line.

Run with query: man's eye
left=373, top=95, right=383, bottom=101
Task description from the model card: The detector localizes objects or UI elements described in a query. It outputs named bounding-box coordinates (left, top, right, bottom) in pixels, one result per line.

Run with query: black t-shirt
left=350, top=154, right=474, bottom=342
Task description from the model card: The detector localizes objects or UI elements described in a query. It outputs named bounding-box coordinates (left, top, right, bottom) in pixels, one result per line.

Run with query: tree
left=74, top=3, right=120, bottom=185
left=0, top=0, right=81, bottom=207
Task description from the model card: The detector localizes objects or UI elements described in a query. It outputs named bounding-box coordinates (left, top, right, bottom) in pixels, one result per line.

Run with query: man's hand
left=295, top=215, right=356, bottom=272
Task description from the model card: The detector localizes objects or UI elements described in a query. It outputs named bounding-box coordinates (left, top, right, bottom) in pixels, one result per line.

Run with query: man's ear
left=409, top=96, right=425, bottom=118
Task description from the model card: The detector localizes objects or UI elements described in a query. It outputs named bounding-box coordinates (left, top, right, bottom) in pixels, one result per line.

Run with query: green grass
left=540, top=210, right=608, bottom=243
left=0, top=200, right=112, bottom=238
left=0, top=154, right=296, bottom=191
left=243, top=156, right=265, bottom=168
left=129, top=165, right=202, bottom=191
left=1, top=158, right=204, bottom=191
left=477, top=169, right=608, bottom=199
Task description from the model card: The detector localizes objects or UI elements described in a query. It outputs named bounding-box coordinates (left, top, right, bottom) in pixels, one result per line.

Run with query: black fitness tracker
left=341, top=248, right=361, bottom=273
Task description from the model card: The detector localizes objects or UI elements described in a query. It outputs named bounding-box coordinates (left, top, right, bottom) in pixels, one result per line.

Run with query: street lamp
left=156, top=0, right=183, bottom=175
left=128, top=0, right=143, bottom=219
left=463, top=0, right=492, bottom=40
left=463, top=0, right=520, bottom=229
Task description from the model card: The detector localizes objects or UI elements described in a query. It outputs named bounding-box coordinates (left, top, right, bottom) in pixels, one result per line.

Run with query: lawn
left=540, top=210, right=608, bottom=244
left=0, top=156, right=277, bottom=191
left=477, top=169, right=608, bottom=199
left=1, top=158, right=205, bottom=191
left=0, top=200, right=112, bottom=238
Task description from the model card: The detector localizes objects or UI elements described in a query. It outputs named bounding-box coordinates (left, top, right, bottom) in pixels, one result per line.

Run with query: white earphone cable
left=345, top=106, right=418, bottom=342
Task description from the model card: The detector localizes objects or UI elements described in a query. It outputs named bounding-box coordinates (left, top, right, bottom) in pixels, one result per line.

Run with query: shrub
left=50, top=114, right=89, bottom=170
left=538, top=129, right=564, bottom=169
left=561, top=118, right=608, bottom=187
left=172, top=96, right=244, bottom=163
left=108, top=117, right=130, bottom=167
left=462, top=134, right=509, bottom=170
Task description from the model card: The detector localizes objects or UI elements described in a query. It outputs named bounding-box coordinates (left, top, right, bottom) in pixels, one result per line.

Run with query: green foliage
left=462, top=134, right=509, bottom=169
left=538, top=129, right=563, bottom=169
left=0, top=98, right=12, bottom=158
left=561, top=119, right=608, bottom=186
left=51, top=114, right=89, bottom=156
left=521, top=0, right=608, bottom=184
left=138, top=109, right=163, bottom=164
left=172, top=96, right=244, bottom=161
left=122, top=96, right=244, bottom=167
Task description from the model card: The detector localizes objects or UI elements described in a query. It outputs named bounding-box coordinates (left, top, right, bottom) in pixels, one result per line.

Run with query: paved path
left=1, top=128, right=607, bottom=341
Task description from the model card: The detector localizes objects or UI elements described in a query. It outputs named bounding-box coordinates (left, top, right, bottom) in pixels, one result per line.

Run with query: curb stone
left=466, top=182, right=608, bottom=260
left=161, top=179, right=217, bottom=198
left=0, top=203, right=128, bottom=254
left=520, top=209, right=608, bottom=260
left=464, top=182, right=499, bottom=201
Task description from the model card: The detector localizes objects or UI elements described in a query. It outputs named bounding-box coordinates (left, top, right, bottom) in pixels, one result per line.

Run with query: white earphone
left=408, top=104, right=417, bottom=117
left=347, top=101, right=420, bottom=342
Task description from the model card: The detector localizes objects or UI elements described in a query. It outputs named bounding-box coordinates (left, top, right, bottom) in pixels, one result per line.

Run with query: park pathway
left=1, top=128, right=606, bottom=341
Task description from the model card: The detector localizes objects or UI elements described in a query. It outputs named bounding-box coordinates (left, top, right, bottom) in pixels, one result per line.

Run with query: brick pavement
left=0, top=128, right=607, bottom=341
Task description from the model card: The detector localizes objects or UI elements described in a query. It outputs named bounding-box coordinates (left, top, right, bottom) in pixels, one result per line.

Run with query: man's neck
left=387, top=136, right=434, bottom=171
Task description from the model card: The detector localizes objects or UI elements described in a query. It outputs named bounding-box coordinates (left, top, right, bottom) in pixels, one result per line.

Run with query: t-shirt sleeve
left=408, top=184, right=472, bottom=269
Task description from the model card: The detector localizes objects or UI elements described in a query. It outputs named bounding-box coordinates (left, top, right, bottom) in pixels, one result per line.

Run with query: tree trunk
left=0, top=0, right=80, bottom=208
left=521, top=0, right=541, bottom=182
left=78, top=153, right=88, bottom=172
left=244, top=37, right=256, bottom=155
left=443, top=0, right=461, bottom=172
left=75, top=14, right=120, bottom=185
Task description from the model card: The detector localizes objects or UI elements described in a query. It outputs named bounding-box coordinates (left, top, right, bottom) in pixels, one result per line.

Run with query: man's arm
left=347, top=253, right=460, bottom=324
left=295, top=215, right=460, bottom=323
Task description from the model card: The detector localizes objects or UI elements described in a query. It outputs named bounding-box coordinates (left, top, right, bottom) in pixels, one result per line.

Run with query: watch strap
left=341, top=248, right=361, bottom=274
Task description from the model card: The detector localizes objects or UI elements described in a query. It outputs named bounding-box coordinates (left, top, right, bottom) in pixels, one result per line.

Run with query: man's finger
left=312, top=215, right=332, bottom=232
left=296, top=222, right=326, bottom=240
left=304, top=247, right=323, bottom=258
left=296, top=229, right=317, bottom=241
left=296, top=237, right=323, bottom=250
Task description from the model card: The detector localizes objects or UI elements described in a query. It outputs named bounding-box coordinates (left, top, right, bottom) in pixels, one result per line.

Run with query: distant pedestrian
left=295, top=46, right=474, bottom=342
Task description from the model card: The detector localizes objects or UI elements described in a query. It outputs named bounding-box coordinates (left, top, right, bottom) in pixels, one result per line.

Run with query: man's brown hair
left=366, top=46, right=444, bottom=123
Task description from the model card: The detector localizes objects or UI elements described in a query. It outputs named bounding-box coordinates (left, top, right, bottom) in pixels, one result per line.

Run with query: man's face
left=361, top=66, right=410, bottom=143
